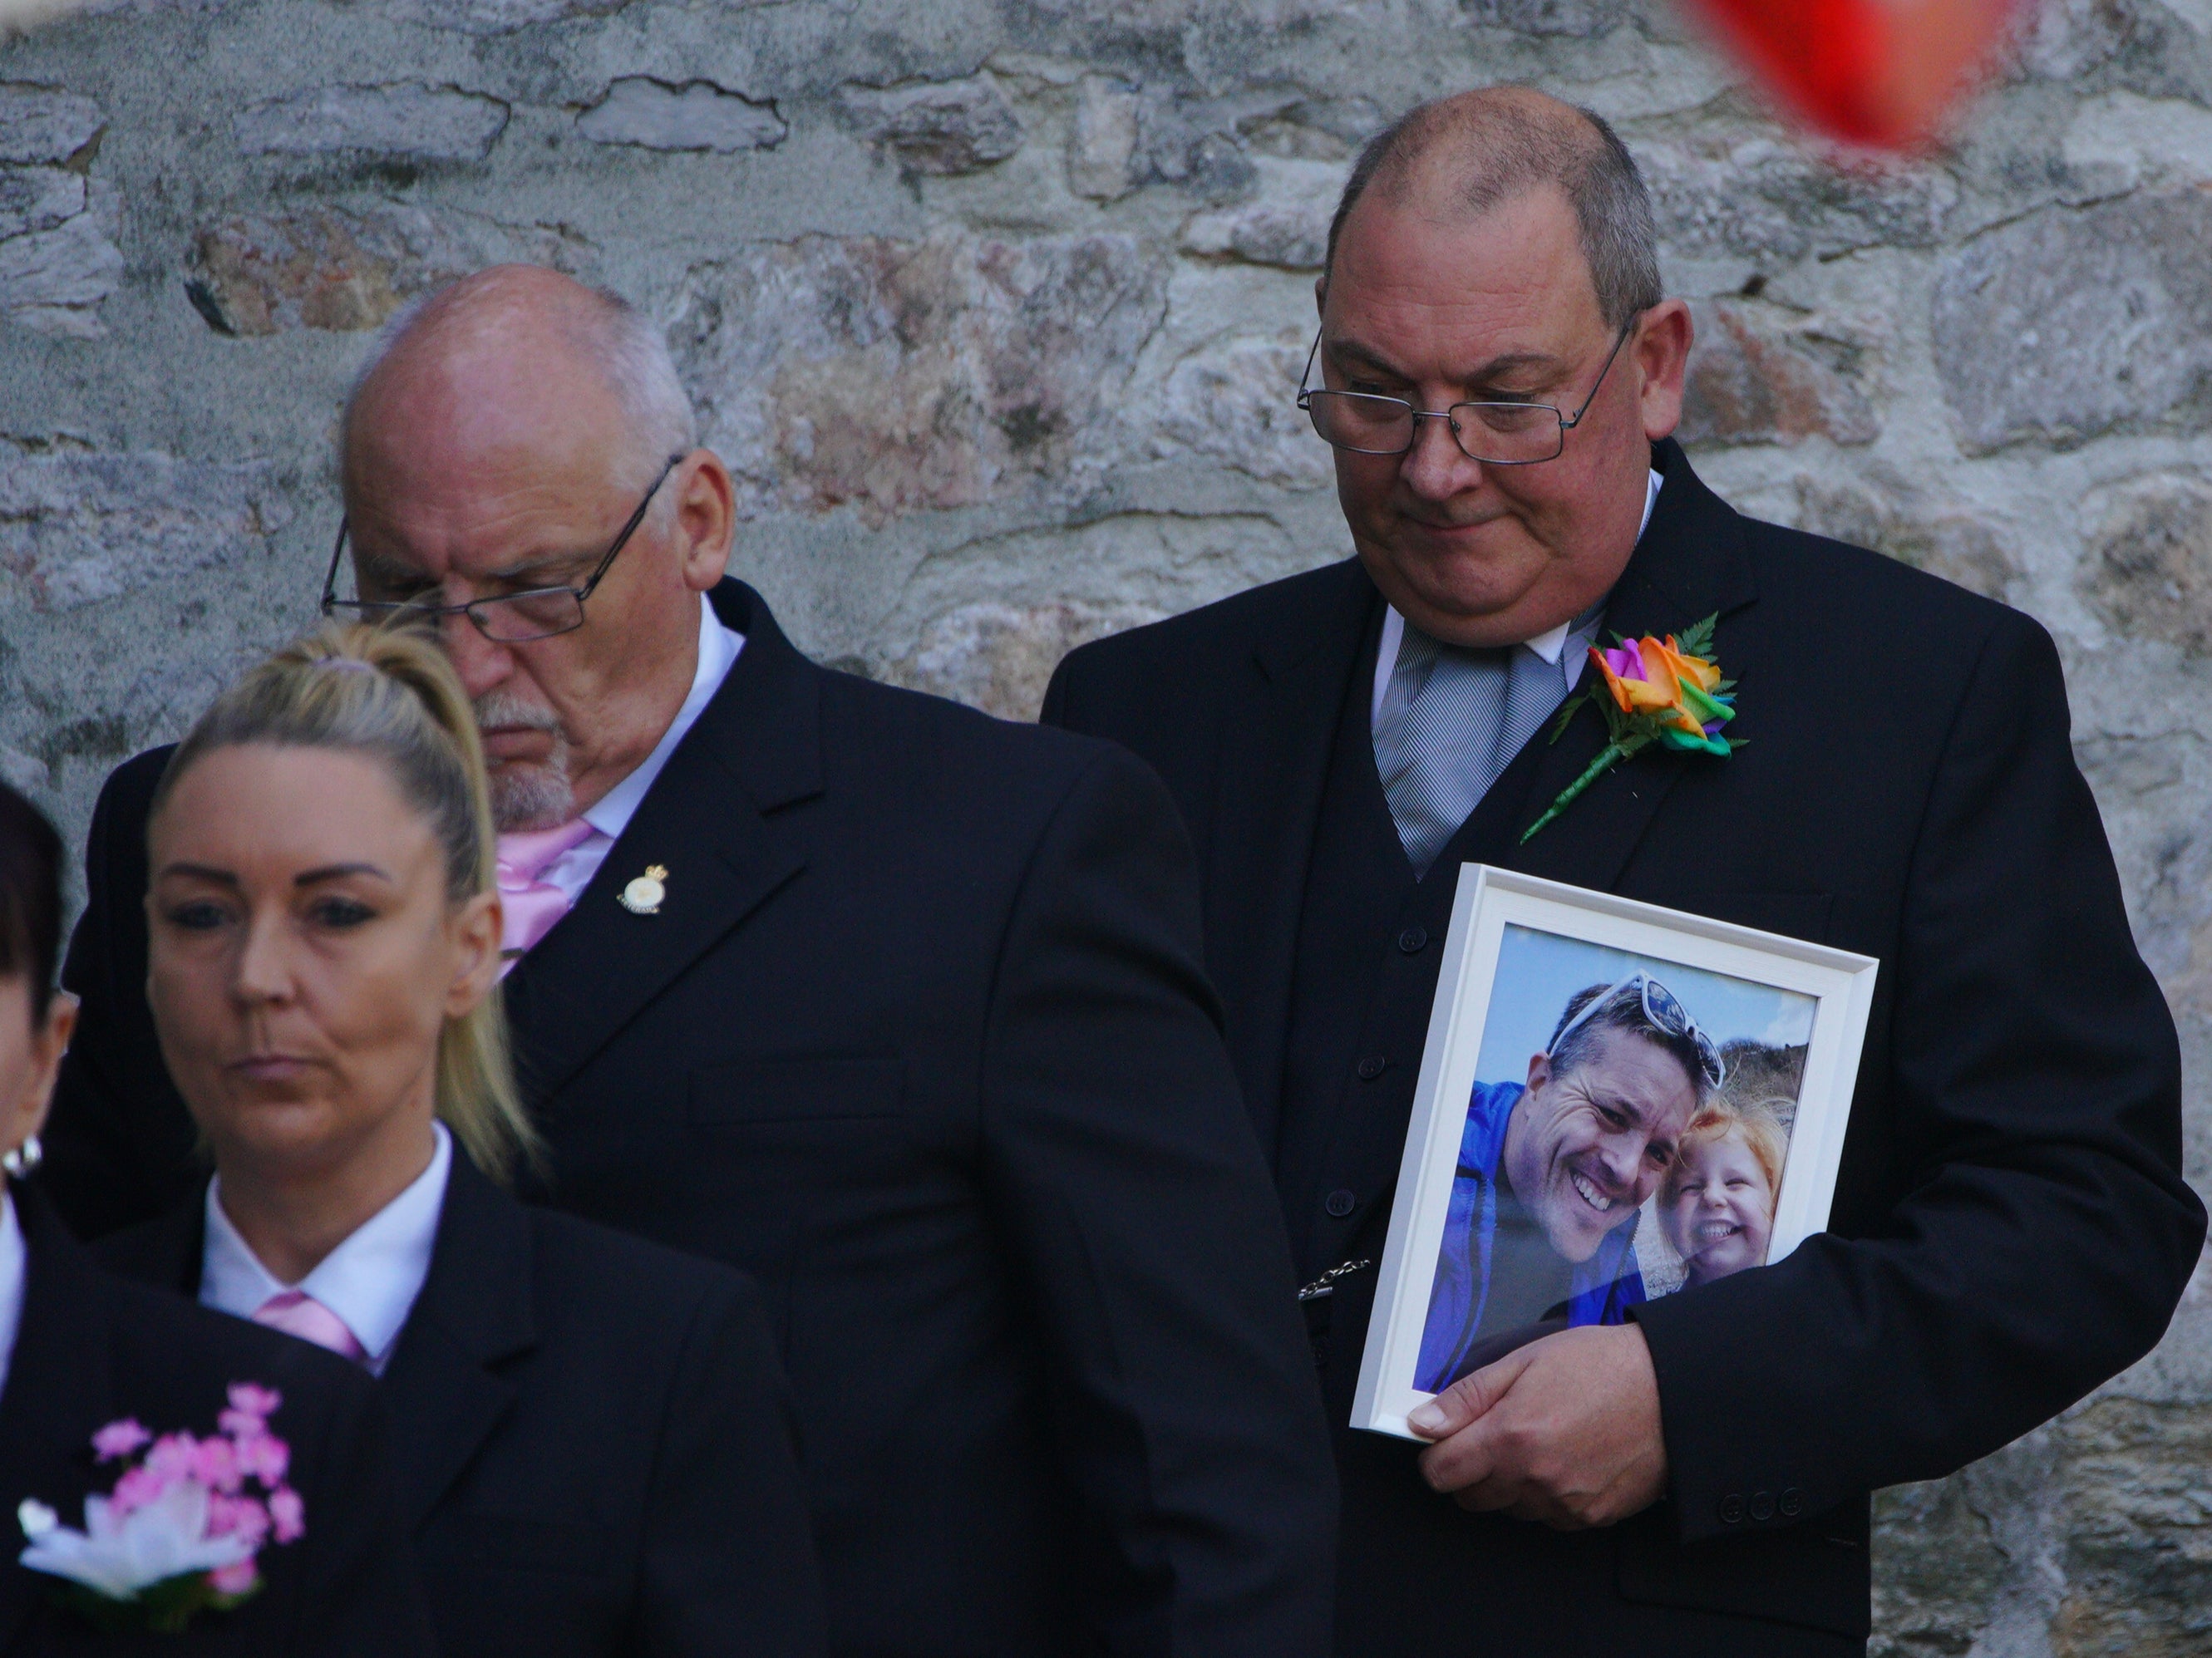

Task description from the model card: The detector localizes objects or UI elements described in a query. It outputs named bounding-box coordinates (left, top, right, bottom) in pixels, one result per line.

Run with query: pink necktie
left=253, top=1290, right=367, bottom=1364
left=495, top=820, right=597, bottom=971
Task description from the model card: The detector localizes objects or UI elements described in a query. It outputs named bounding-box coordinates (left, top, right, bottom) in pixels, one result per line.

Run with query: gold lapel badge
left=619, top=864, right=668, bottom=916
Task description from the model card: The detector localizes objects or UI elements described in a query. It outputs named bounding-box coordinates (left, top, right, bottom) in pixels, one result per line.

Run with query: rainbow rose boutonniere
left=15, top=1384, right=304, bottom=1635
left=1520, top=613, right=1744, bottom=843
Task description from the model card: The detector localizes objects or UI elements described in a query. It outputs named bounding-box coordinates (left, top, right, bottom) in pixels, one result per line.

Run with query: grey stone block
left=1934, top=194, right=2212, bottom=453
left=1069, top=76, right=1140, bottom=200
left=842, top=75, right=1022, bottom=175
left=0, top=165, right=82, bottom=240
left=2081, top=472, right=2212, bottom=656
left=0, top=450, right=277, bottom=611
left=1463, top=0, right=1628, bottom=37
left=232, top=83, right=510, bottom=163
left=185, top=205, right=491, bottom=335
left=0, top=83, right=101, bottom=165
left=0, top=201, right=120, bottom=337
left=577, top=78, right=787, bottom=154
left=1678, top=298, right=1879, bottom=450
left=668, top=230, right=1166, bottom=526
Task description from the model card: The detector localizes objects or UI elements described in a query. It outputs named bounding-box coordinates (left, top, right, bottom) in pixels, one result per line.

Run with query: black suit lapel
left=503, top=581, right=821, bottom=1105
left=94, top=1162, right=538, bottom=1537
left=95, top=1188, right=207, bottom=1296
left=0, top=1188, right=120, bottom=1650
left=1467, top=440, right=1761, bottom=888
left=1204, top=560, right=1379, bottom=1150
left=376, top=1155, right=535, bottom=1532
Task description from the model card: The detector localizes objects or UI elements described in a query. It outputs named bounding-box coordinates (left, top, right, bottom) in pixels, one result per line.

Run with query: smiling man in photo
left=1416, top=976, right=1707, bottom=1394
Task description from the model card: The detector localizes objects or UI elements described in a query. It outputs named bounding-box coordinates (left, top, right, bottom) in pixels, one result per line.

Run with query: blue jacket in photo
left=1415, top=1079, right=1645, bottom=1393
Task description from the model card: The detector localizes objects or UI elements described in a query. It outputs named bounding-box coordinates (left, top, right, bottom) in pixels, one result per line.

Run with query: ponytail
left=155, top=624, right=541, bottom=1183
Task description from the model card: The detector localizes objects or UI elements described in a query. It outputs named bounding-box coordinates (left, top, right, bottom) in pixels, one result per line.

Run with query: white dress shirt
left=200, top=1122, right=453, bottom=1375
left=0, top=1184, right=27, bottom=1402
left=539, top=591, right=747, bottom=907
left=1371, top=467, right=1666, bottom=729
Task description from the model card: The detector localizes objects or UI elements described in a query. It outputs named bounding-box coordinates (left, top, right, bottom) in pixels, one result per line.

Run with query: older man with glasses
left=45, top=265, right=1337, bottom=1658
left=1045, top=84, right=2201, bottom=1658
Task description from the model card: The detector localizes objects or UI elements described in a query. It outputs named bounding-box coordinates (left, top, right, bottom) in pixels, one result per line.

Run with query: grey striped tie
left=1373, top=621, right=1589, bottom=878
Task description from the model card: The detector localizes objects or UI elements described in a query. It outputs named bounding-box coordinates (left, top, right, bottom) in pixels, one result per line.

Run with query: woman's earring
left=2, top=1135, right=42, bottom=1178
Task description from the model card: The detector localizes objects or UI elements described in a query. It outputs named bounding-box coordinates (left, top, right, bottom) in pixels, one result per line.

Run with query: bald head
left=333, top=263, right=735, bottom=833
left=1305, top=83, right=1692, bottom=654
left=344, top=265, right=696, bottom=513
left=1324, top=87, right=1662, bottom=330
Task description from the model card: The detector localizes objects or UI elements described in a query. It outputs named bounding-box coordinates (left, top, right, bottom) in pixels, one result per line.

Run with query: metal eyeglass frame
left=1295, top=319, right=1637, bottom=465
left=320, top=453, right=687, bottom=643
left=1546, top=969, right=1727, bottom=1091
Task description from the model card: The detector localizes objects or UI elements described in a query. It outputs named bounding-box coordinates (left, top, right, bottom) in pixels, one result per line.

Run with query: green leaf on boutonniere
left=1547, top=688, right=1598, bottom=745
left=1672, top=613, right=1721, bottom=659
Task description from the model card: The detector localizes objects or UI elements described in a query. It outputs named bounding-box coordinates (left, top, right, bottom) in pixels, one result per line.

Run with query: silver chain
left=1297, top=1257, right=1373, bottom=1302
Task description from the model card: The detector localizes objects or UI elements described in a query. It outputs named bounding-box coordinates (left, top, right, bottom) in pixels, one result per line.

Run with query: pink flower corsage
left=16, top=1383, right=305, bottom=1634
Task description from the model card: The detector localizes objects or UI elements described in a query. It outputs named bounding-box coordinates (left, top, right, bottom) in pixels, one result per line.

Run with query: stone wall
left=3, top=0, right=2210, bottom=1647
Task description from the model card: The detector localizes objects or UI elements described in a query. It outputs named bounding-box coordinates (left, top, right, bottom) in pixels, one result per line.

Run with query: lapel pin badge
left=619, top=864, right=668, bottom=916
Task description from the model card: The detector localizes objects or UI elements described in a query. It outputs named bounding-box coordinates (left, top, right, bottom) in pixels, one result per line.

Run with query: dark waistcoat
left=1274, top=598, right=1557, bottom=1295
left=1274, top=600, right=1404, bottom=1275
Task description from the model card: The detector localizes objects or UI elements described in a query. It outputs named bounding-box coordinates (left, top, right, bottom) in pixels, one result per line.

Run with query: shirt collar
left=1520, top=616, right=1574, bottom=667
left=201, top=1122, right=452, bottom=1374
left=0, top=1184, right=26, bottom=1401
left=583, top=593, right=746, bottom=844
left=1372, top=467, right=1663, bottom=724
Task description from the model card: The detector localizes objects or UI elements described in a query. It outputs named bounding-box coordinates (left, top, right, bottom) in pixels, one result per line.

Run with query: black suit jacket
left=0, top=1183, right=432, bottom=1658
left=46, top=579, right=1336, bottom=1658
left=96, top=1150, right=825, bottom=1658
left=1042, top=440, right=2205, bottom=1655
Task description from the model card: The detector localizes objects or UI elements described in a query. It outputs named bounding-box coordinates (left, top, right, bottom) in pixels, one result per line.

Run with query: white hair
left=343, top=272, right=697, bottom=514
left=590, top=289, right=698, bottom=509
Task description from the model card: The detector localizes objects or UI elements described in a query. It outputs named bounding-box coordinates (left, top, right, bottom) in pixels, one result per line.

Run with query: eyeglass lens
left=1638, top=977, right=1726, bottom=1089
left=1303, top=394, right=1564, bottom=464
left=1641, top=977, right=1689, bottom=1030
left=466, top=589, right=588, bottom=641
left=329, top=588, right=588, bottom=644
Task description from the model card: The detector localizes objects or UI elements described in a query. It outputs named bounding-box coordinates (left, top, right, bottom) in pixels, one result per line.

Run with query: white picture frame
left=1350, top=864, right=1879, bottom=1441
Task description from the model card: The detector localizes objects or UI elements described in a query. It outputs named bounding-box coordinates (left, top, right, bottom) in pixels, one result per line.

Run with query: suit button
left=1779, top=1488, right=1803, bottom=1518
left=1356, top=1055, right=1387, bottom=1080
left=1750, top=1491, right=1775, bottom=1522
left=1719, top=1493, right=1746, bottom=1525
left=1325, top=1189, right=1357, bottom=1218
left=1397, top=926, right=1428, bottom=953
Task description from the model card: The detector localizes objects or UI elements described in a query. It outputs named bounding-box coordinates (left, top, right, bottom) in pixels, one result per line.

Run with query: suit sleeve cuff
left=1633, top=1291, right=1833, bottom=1545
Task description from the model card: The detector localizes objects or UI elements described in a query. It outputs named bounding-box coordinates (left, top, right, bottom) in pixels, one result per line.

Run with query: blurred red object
left=1680, top=0, right=2024, bottom=149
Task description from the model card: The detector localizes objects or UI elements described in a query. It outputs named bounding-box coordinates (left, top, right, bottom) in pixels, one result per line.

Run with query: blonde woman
left=98, top=628, right=823, bottom=1658
left=1657, top=1099, right=1790, bottom=1288
left=0, top=778, right=433, bottom=1656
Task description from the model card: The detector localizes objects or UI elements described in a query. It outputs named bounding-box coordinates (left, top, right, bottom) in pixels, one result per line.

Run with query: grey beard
left=475, top=693, right=576, bottom=832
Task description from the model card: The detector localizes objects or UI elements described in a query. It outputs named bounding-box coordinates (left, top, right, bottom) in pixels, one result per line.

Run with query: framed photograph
left=1351, top=865, right=1879, bottom=1440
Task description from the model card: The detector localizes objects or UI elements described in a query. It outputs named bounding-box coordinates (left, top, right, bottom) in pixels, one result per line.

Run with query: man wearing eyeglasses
left=43, top=266, right=1338, bottom=1658
left=1044, top=85, right=2201, bottom=1657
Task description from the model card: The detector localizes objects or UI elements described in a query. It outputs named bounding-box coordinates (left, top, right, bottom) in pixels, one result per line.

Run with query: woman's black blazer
left=1, top=1182, right=433, bottom=1656
left=99, top=1150, right=825, bottom=1658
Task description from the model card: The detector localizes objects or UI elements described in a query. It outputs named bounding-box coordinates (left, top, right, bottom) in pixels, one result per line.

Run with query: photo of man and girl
left=1414, top=924, right=1814, bottom=1396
